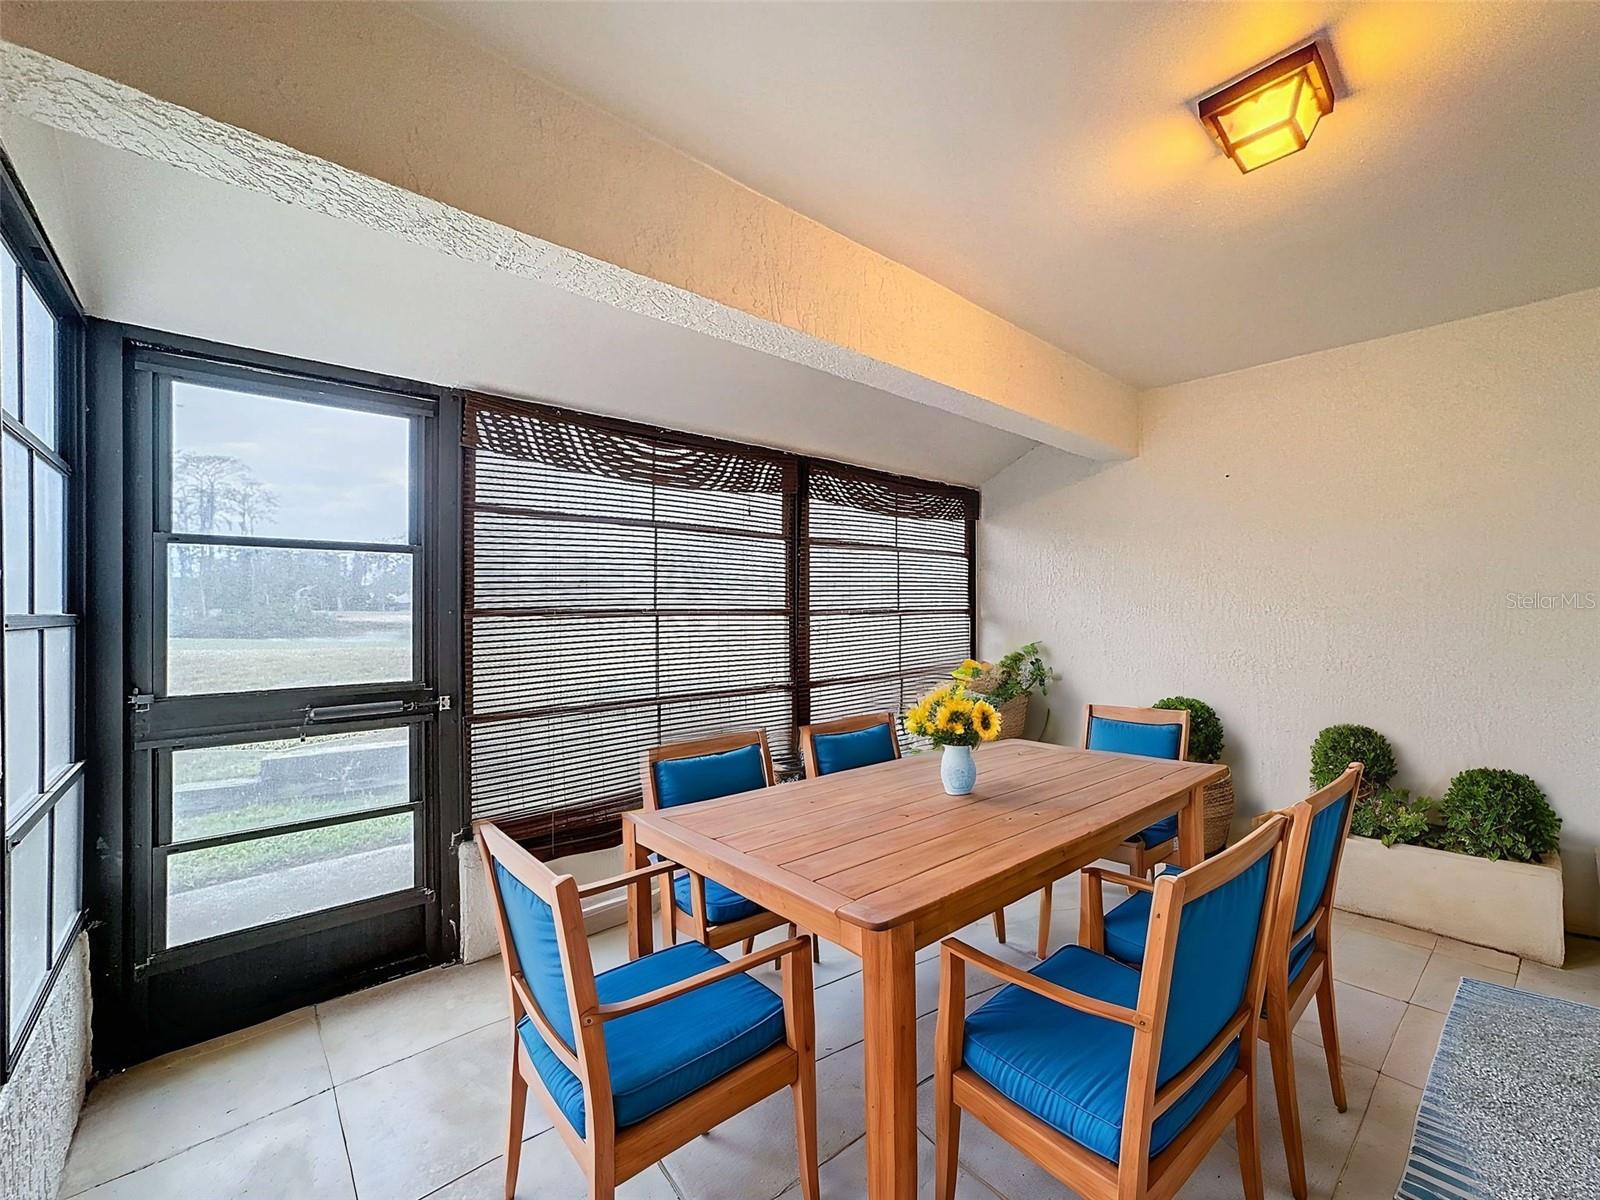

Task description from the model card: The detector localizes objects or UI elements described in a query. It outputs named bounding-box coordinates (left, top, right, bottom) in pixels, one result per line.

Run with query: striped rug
left=1398, top=977, right=1600, bottom=1199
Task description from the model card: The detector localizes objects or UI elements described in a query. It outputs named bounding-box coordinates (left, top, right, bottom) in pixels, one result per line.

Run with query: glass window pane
left=170, top=383, right=411, bottom=544
left=20, top=275, right=57, bottom=449
left=7, top=814, right=50, bottom=1039
left=52, top=781, right=84, bottom=957
left=172, top=728, right=411, bottom=843
left=165, top=811, right=415, bottom=947
left=5, top=628, right=40, bottom=810
left=3, top=434, right=29, bottom=613
left=1, top=243, right=17, bottom=419
left=166, top=544, right=414, bottom=694
left=43, top=625, right=74, bottom=787
left=33, top=459, right=66, bottom=614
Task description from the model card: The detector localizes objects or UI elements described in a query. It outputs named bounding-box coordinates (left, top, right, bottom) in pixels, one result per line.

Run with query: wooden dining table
left=621, top=739, right=1227, bottom=1200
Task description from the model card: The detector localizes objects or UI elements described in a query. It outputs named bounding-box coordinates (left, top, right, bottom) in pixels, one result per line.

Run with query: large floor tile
left=1332, top=910, right=1437, bottom=951
left=1330, top=1074, right=1421, bottom=1200
left=1408, top=952, right=1517, bottom=1014
left=914, top=1078, right=1083, bottom=1199
left=337, top=1021, right=548, bottom=1200
left=317, top=958, right=505, bottom=1084
left=1432, top=936, right=1519, bottom=974
left=1293, top=979, right=1407, bottom=1072
left=61, top=1008, right=333, bottom=1195
left=660, top=1037, right=867, bottom=1200
left=1330, top=926, right=1431, bottom=1001
left=1250, top=1037, right=1378, bottom=1200
left=423, top=1130, right=678, bottom=1199
left=66, top=1092, right=354, bottom=1200
left=774, top=1132, right=1003, bottom=1200
left=1515, top=935, right=1600, bottom=1005
left=1379, top=1005, right=1446, bottom=1090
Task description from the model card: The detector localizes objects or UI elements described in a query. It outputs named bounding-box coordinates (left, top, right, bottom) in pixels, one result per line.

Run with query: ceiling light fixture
left=1198, top=43, right=1334, bottom=173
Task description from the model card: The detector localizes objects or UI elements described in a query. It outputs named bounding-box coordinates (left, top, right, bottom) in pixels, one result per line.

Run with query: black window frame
left=0, top=149, right=88, bottom=1081
left=461, top=393, right=979, bottom=859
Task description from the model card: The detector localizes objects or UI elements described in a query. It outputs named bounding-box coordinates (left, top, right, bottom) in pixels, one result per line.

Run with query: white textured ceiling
left=2, top=114, right=1034, bottom=486
left=415, top=1, right=1600, bottom=388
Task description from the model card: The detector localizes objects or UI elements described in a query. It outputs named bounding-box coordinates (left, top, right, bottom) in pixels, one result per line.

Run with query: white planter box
left=1336, top=837, right=1565, bottom=967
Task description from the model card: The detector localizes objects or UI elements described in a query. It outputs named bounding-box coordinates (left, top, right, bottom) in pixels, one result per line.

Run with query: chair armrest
left=941, top=938, right=1149, bottom=1030
left=1084, top=865, right=1155, bottom=894
left=575, top=860, right=680, bottom=900
left=586, top=935, right=811, bottom=1025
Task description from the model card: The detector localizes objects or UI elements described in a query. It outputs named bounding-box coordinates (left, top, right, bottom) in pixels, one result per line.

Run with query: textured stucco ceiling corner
left=0, top=5, right=1142, bottom=460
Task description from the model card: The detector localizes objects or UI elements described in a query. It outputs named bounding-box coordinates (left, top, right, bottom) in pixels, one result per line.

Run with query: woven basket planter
left=1203, top=768, right=1235, bottom=855
left=963, top=668, right=1030, bottom=740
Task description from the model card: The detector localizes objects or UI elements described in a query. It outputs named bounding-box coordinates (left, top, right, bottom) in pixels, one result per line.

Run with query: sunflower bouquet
left=903, top=683, right=1002, bottom=748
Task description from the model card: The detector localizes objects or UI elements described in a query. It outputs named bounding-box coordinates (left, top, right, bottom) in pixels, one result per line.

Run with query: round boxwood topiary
left=1436, top=768, right=1560, bottom=863
left=1152, top=697, right=1224, bottom=764
left=1310, top=724, right=1397, bottom=790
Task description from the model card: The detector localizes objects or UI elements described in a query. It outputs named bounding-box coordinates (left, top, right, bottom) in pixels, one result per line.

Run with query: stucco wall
left=0, top=934, right=91, bottom=1200
left=0, top=1, right=1135, bottom=459
left=978, top=286, right=1600, bottom=931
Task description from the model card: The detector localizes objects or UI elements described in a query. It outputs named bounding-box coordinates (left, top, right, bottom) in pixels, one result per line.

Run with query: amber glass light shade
left=1199, top=43, right=1334, bottom=173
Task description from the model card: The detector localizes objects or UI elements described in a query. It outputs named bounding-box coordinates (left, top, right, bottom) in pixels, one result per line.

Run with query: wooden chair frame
left=798, top=711, right=1007, bottom=944
left=1077, top=762, right=1363, bottom=1200
left=642, top=729, right=806, bottom=958
left=476, top=820, right=819, bottom=1200
left=935, top=812, right=1290, bottom=1200
left=1035, top=704, right=1193, bottom=959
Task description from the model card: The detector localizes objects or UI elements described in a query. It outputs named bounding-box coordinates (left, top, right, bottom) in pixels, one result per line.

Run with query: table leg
left=621, top=818, right=653, bottom=960
left=1177, top=781, right=1207, bottom=867
left=861, top=924, right=917, bottom=1200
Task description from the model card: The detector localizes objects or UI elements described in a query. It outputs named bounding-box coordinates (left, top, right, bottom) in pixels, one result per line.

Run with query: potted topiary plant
left=1151, top=697, right=1232, bottom=855
left=954, top=642, right=1050, bottom=741
left=1337, top=763, right=1565, bottom=966
left=1310, top=723, right=1396, bottom=801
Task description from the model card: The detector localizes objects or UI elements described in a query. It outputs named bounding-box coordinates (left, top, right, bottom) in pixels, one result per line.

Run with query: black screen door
left=124, top=348, right=453, bottom=1055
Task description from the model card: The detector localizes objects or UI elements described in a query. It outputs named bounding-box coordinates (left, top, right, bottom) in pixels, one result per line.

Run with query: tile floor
left=58, top=882, right=1600, bottom=1200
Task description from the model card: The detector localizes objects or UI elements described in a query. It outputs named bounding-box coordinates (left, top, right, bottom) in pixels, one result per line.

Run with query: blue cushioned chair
left=477, top=820, right=819, bottom=1200
left=1083, top=762, right=1365, bottom=1200
left=799, top=712, right=1012, bottom=945
left=643, top=730, right=818, bottom=961
left=932, top=812, right=1291, bottom=1200
left=1035, top=704, right=1193, bottom=960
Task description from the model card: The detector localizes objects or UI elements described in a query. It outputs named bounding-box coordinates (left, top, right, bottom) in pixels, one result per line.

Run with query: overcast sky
left=172, top=382, right=412, bottom=544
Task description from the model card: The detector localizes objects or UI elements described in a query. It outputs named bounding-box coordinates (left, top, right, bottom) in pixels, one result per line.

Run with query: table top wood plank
left=813, top=759, right=1188, bottom=897
left=626, top=742, right=1224, bottom=942
left=782, top=753, right=1163, bottom=884
left=735, top=748, right=1105, bottom=862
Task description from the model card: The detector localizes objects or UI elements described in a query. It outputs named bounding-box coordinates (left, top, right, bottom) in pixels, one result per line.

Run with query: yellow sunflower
left=971, top=700, right=1001, bottom=741
left=931, top=703, right=963, bottom=736
left=903, top=701, right=930, bottom=736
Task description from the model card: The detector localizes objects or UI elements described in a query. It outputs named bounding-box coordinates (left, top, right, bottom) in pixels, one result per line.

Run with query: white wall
left=0, top=935, right=92, bottom=1200
left=979, top=287, right=1600, bottom=932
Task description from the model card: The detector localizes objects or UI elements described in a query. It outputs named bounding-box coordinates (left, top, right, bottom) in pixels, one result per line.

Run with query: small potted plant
left=903, top=684, right=1002, bottom=795
left=954, top=642, right=1050, bottom=740
left=1310, top=724, right=1397, bottom=801
left=1151, top=696, right=1232, bottom=854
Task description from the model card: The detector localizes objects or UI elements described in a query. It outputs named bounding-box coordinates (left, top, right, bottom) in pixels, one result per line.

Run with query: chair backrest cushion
left=652, top=742, right=767, bottom=808
left=1087, top=716, right=1183, bottom=761
left=812, top=722, right=897, bottom=776
left=1156, top=852, right=1273, bottom=1085
left=494, top=859, right=576, bottom=1048
left=1293, top=791, right=1352, bottom=932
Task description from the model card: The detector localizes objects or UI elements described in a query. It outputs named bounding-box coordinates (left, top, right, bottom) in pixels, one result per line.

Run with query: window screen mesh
left=802, top=465, right=976, bottom=736
left=463, top=397, right=798, bottom=856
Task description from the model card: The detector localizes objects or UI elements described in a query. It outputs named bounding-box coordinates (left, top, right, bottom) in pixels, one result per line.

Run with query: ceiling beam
left=0, top=4, right=1137, bottom=460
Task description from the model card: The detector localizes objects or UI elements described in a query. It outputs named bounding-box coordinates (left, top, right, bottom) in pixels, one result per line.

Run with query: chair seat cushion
left=672, top=871, right=767, bottom=925
left=812, top=723, right=897, bottom=775
left=1127, top=814, right=1179, bottom=848
left=962, top=946, right=1238, bottom=1163
left=519, top=941, right=785, bottom=1137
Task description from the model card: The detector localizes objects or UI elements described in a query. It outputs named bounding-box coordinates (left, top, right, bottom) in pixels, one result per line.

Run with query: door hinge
left=128, top=691, right=154, bottom=713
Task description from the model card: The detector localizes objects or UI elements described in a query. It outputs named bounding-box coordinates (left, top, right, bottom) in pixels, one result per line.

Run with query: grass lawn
left=167, top=615, right=413, bottom=694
